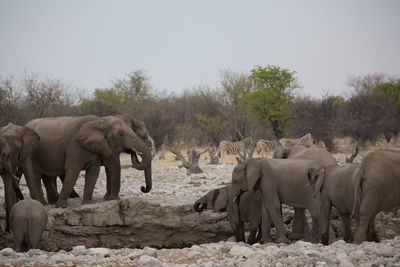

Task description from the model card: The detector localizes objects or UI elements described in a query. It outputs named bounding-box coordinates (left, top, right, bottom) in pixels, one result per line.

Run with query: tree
left=246, top=65, right=298, bottom=139
left=0, top=76, right=24, bottom=125
left=373, top=80, right=400, bottom=106
left=195, top=113, right=228, bottom=146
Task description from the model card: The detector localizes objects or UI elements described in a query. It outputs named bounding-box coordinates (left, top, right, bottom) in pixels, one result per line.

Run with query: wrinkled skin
left=194, top=185, right=262, bottom=244
left=231, top=158, right=323, bottom=244
left=308, top=163, right=362, bottom=245
left=0, top=123, right=40, bottom=232
left=273, top=144, right=337, bottom=238
left=26, top=115, right=152, bottom=208
left=10, top=199, right=48, bottom=252
left=40, top=114, right=154, bottom=203
left=353, top=149, right=400, bottom=243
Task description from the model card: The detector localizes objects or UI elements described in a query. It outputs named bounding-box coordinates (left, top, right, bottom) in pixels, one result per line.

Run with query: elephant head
left=0, top=123, right=40, bottom=232
left=231, top=158, right=261, bottom=198
left=194, top=187, right=228, bottom=212
left=272, top=147, right=292, bottom=159
left=78, top=116, right=152, bottom=193
left=307, top=167, right=325, bottom=199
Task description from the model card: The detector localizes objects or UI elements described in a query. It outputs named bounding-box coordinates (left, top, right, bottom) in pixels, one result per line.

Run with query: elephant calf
left=194, top=185, right=262, bottom=244
left=308, top=163, right=361, bottom=245
left=10, top=199, right=48, bottom=252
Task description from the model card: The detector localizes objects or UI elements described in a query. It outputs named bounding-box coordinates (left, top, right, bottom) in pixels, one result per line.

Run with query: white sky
left=1, top=0, right=399, bottom=98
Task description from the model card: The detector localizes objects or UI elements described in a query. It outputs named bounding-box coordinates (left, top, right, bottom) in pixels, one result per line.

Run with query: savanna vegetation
left=1, top=67, right=399, bottom=152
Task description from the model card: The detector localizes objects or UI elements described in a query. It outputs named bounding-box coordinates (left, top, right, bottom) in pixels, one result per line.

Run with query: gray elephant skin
left=10, top=199, right=48, bottom=252
left=231, top=158, right=323, bottom=243
left=308, top=163, right=362, bottom=245
left=0, top=123, right=40, bottom=232
left=26, top=115, right=152, bottom=208
left=194, top=185, right=262, bottom=244
left=273, top=144, right=336, bottom=167
left=352, top=149, right=400, bottom=243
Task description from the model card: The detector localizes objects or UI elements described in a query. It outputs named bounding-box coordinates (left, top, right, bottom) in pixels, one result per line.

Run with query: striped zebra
left=256, top=139, right=281, bottom=157
left=218, top=136, right=253, bottom=159
left=279, top=133, right=314, bottom=148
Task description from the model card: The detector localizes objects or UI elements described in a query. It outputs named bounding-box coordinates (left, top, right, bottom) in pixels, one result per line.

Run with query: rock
left=87, top=247, right=110, bottom=258
left=376, top=244, right=396, bottom=257
left=71, top=245, right=87, bottom=255
left=28, top=249, right=46, bottom=256
left=52, top=253, right=76, bottom=263
left=242, top=258, right=260, bottom=267
left=139, top=255, right=162, bottom=267
left=229, top=244, right=255, bottom=257
left=0, top=248, right=15, bottom=256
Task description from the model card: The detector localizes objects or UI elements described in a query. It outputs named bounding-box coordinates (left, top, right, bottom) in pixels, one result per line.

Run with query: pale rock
left=241, top=258, right=260, bottom=267
left=52, top=253, right=76, bottom=263
left=385, top=229, right=396, bottom=239
left=87, top=247, right=110, bottom=258
left=229, top=245, right=255, bottom=257
left=143, top=246, right=157, bottom=256
left=139, top=255, right=162, bottom=267
left=66, top=213, right=81, bottom=226
left=0, top=248, right=15, bottom=256
left=28, top=249, right=45, bottom=256
left=315, top=262, right=327, bottom=267
left=71, top=245, right=87, bottom=255
left=204, top=261, right=215, bottom=267
left=187, top=250, right=201, bottom=260
left=376, top=244, right=395, bottom=257
left=336, top=252, right=354, bottom=267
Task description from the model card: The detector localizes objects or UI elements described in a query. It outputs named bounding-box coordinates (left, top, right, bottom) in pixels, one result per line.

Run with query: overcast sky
left=1, top=0, right=399, bottom=98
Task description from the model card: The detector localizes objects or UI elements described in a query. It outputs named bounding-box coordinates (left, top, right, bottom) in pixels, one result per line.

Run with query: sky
left=0, top=0, right=399, bottom=99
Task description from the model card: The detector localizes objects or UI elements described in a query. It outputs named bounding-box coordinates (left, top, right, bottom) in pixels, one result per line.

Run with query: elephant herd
left=0, top=115, right=153, bottom=251
left=194, top=145, right=400, bottom=245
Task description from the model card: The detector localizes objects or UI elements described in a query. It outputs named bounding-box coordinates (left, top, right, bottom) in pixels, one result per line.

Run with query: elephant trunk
left=140, top=164, right=152, bottom=193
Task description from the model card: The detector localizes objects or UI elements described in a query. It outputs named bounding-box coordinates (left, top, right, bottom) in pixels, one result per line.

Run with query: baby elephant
left=194, top=184, right=262, bottom=244
left=10, top=199, right=48, bottom=252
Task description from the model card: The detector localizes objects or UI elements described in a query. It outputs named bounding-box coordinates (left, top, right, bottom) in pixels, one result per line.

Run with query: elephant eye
left=118, top=131, right=125, bottom=137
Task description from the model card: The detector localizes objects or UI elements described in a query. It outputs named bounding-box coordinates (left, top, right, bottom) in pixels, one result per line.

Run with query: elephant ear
left=214, top=187, right=228, bottom=212
left=245, top=158, right=261, bottom=191
left=78, top=118, right=113, bottom=158
left=21, top=127, right=40, bottom=160
left=119, top=114, right=149, bottom=141
left=308, top=167, right=325, bottom=198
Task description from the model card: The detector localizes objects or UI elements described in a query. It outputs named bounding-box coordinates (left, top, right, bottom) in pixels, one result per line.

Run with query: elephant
left=0, top=123, right=40, bottom=232
left=194, top=184, right=262, bottom=244
left=352, top=149, right=400, bottom=243
left=10, top=199, right=48, bottom=252
left=273, top=144, right=336, bottom=167
left=272, top=144, right=336, bottom=236
left=308, top=163, right=362, bottom=245
left=25, top=115, right=152, bottom=208
left=36, top=114, right=154, bottom=204
left=231, top=158, right=323, bottom=244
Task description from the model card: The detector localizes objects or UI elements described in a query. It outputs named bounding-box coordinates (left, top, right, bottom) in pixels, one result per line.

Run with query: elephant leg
left=103, top=154, right=121, bottom=200
left=59, top=176, right=80, bottom=198
left=255, top=223, right=262, bottom=242
left=81, top=164, right=101, bottom=205
left=42, top=175, right=59, bottom=205
left=12, top=178, right=24, bottom=201
left=319, top=201, right=332, bottom=245
left=23, top=159, right=47, bottom=205
left=288, top=208, right=307, bottom=240
left=341, top=213, right=353, bottom=243
left=2, top=174, right=14, bottom=233
left=13, top=230, right=24, bottom=252
left=366, top=216, right=379, bottom=242
left=247, top=227, right=257, bottom=245
left=262, top=200, right=288, bottom=243
left=354, top=202, right=377, bottom=243
left=55, top=168, right=81, bottom=208
left=260, top=206, right=272, bottom=243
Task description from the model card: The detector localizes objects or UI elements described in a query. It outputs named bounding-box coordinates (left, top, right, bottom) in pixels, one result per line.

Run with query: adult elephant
left=194, top=185, right=261, bottom=244
left=0, top=123, right=40, bottom=232
left=26, top=115, right=152, bottom=208
left=273, top=144, right=336, bottom=167
left=39, top=114, right=154, bottom=203
left=308, top=163, right=361, bottom=245
left=353, top=149, right=400, bottom=243
left=231, top=158, right=322, bottom=244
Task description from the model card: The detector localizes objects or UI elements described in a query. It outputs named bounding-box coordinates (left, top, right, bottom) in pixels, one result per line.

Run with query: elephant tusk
left=10, top=173, right=20, bottom=181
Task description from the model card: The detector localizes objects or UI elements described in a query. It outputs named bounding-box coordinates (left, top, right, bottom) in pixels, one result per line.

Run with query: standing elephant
left=231, top=158, right=322, bottom=243
left=10, top=199, right=48, bottom=252
left=273, top=144, right=336, bottom=167
left=26, top=115, right=152, bottom=208
left=194, top=185, right=262, bottom=244
left=0, top=123, right=40, bottom=232
left=308, top=163, right=361, bottom=245
left=353, top=149, right=400, bottom=243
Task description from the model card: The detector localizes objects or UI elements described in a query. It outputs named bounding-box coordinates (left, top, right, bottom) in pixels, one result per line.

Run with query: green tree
left=373, top=80, right=400, bottom=106
left=246, top=65, right=298, bottom=139
left=195, top=113, right=228, bottom=146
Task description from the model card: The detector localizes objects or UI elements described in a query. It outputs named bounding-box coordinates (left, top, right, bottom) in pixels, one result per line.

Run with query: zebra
left=218, top=136, right=253, bottom=159
left=279, top=133, right=314, bottom=148
left=256, top=139, right=281, bottom=157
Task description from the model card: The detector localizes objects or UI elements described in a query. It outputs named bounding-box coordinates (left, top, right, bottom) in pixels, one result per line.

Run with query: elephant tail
left=351, top=168, right=365, bottom=222
left=25, top=219, right=33, bottom=250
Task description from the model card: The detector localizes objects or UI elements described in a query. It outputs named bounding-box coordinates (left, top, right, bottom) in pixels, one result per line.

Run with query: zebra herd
left=218, top=133, right=314, bottom=159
